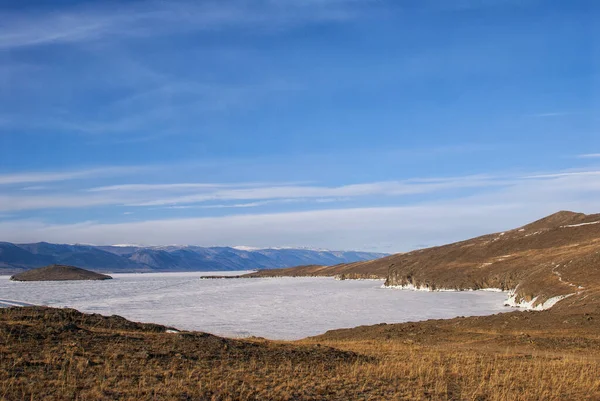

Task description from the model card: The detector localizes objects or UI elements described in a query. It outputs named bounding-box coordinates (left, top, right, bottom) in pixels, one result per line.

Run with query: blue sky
left=0, top=0, right=598, bottom=252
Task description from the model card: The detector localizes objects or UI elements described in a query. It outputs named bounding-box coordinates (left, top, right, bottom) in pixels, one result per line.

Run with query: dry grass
left=1, top=307, right=600, bottom=400
left=299, top=340, right=600, bottom=401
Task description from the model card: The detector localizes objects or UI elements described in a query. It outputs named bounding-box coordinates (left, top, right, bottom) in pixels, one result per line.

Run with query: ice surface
left=0, top=272, right=510, bottom=340
left=503, top=291, right=574, bottom=310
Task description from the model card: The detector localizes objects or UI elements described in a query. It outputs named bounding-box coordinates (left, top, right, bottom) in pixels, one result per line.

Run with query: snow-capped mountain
left=0, top=242, right=387, bottom=274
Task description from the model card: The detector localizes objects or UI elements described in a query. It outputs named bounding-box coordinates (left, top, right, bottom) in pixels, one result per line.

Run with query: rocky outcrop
left=382, top=211, right=600, bottom=309
left=10, top=265, right=112, bottom=281
left=335, top=273, right=382, bottom=280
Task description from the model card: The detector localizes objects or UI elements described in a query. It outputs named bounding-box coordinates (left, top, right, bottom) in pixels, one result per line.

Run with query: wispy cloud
left=0, top=71, right=300, bottom=137
left=198, top=200, right=299, bottom=209
left=20, top=185, right=50, bottom=191
left=126, top=176, right=503, bottom=207
left=577, top=153, right=600, bottom=159
left=87, top=181, right=304, bottom=192
left=1, top=169, right=600, bottom=214
left=0, top=178, right=480, bottom=212
left=0, top=165, right=148, bottom=186
left=0, top=0, right=369, bottom=50
left=0, top=204, right=522, bottom=252
left=2, top=167, right=600, bottom=251
left=530, top=111, right=581, bottom=118
left=89, top=183, right=237, bottom=192
left=0, top=194, right=127, bottom=212
left=523, top=170, right=600, bottom=179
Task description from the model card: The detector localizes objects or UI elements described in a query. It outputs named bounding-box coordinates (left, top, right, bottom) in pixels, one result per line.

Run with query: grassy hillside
left=1, top=306, right=599, bottom=400
left=248, top=211, right=600, bottom=310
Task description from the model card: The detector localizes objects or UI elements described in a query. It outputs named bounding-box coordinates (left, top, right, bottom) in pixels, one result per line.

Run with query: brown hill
left=2, top=304, right=599, bottom=400
left=247, top=211, right=600, bottom=309
left=10, top=264, right=112, bottom=281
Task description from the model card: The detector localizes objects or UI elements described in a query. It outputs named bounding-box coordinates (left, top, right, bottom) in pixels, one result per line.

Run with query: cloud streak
left=0, top=174, right=506, bottom=212
left=0, top=167, right=599, bottom=215
left=0, top=0, right=369, bottom=50
left=2, top=166, right=600, bottom=251
left=0, top=204, right=521, bottom=252
left=126, top=176, right=504, bottom=207
left=0, top=166, right=148, bottom=186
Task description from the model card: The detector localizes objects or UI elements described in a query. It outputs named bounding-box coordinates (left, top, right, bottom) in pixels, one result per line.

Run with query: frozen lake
left=0, top=272, right=511, bottom=340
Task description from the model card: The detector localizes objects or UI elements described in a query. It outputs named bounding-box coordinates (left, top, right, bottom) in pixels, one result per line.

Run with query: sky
left=0, top=0, right=598, bottom=252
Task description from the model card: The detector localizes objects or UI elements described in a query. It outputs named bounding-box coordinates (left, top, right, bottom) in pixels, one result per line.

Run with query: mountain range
left=0, top=242, right=386, bottom=274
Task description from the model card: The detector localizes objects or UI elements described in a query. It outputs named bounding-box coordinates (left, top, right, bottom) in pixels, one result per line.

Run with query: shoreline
left=0, top=274, right=519, bottom=339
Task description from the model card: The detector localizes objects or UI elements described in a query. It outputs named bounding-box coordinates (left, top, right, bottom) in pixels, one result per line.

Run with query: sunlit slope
left=249, top=211, right=600, bottom=308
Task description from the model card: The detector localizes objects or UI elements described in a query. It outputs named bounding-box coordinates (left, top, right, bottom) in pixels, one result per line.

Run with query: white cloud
left=127, top=176, right=504, bottom=207
left=530, top=111, right=580, bottom=118
left=0, top=165, right=147, bottom=186
left=523, top=170, right=600, bottom=179
left=0, top=198, right=594, bottom=253
left=0, top=194, right=127, bottom=212
left=89, top=183, right=234, bottom=192
left=577, top=153, right=600, bottom=159
left=1, top=170, right=600, bottom=213
left=0, top=204, right=519, bottom=252
left=1, top=167, right=600, bottom=251
left=87, top=181, right=288, bottom=192
left=20, top=186, right=50, bottom=191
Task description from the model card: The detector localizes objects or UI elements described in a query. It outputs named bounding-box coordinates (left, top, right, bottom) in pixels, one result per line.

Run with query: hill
left=2, top=304, right=598, bottom=400
left=248, top=211, right=600, bottom=310
left=10, top=265, right=112, bottom=281
left=0, top=242, right=386, bottom=275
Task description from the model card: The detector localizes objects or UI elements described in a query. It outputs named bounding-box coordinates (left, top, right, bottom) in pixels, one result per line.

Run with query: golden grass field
left=1, top=306, right=599, bottom=400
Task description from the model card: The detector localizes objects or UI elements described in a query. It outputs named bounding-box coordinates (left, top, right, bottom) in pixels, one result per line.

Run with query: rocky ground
left=1, top=306, right=599, bottom=400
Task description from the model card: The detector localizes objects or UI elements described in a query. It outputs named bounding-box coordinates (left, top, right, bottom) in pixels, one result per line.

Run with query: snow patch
left=232, top=246, right=260, bottom=251
left=383, top=283, right=455, bottom=292
left=233, top=245, right=332, bottom=252
left=503, top=291, right=575, bottom=310
left=383, top=284, right=505, bottom=293
left=562, top=221, right=600, bottom=228
left=335, top=276, right=384, bottom=281
left=384, top=284, right=572, bottom=310
left=0, top=298, right=37, bottom=308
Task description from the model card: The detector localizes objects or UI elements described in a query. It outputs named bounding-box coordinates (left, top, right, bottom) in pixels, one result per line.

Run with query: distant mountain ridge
left=0, top=242, right=386, bottom=274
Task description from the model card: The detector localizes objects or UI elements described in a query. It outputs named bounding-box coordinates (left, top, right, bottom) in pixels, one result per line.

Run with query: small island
left=10, top=264, right=112, bottom=282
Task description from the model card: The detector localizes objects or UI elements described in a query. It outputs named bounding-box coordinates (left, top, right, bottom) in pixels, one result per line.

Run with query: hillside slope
left=249, top=211, right=600, bottom=309
left=2, top=305, right=599, bottom=400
